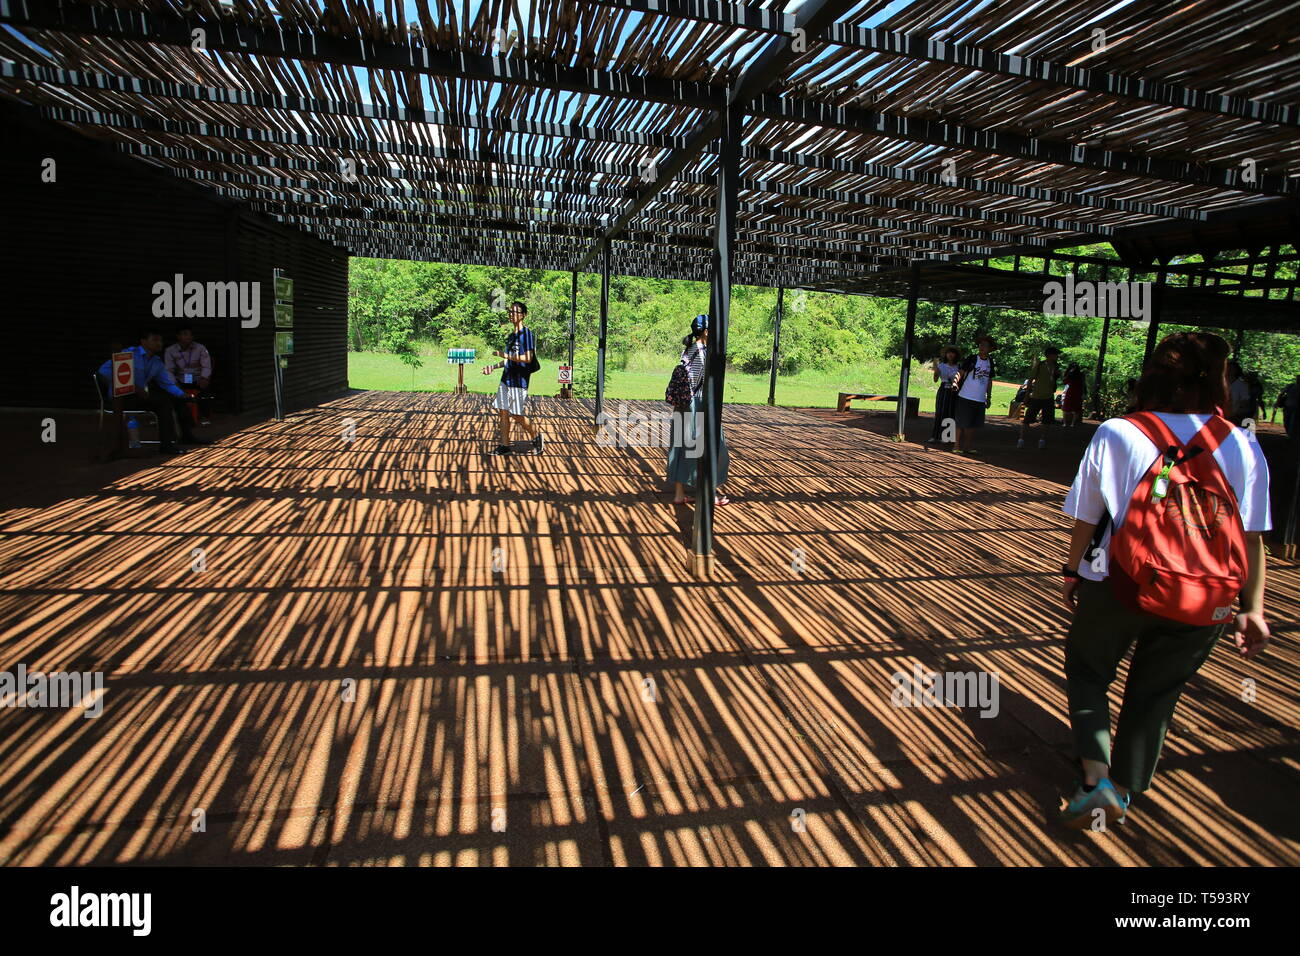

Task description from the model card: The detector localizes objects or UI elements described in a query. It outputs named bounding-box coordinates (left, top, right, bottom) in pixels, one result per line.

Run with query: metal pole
left=1141, top=267, right=1167, bottom=368
left=767, top=285, right=783, bottom=406
left=1092, top=312, right=1111, bottom=419
left=564, top=268, right=577, bottom=399
left=595, top=242, right=609, bottom=424
left=1285, top=444, right=1300, bottom=558
left=693, top=98, right=741, bottom=574
left=948, top=301, right=960, bottom=346
left=273, top=352, right=284, bottom=421
left=895, top=263, right=921, bottom=440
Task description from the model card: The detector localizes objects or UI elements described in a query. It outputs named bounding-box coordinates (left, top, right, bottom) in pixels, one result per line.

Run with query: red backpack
left=1107, top=412, right=1248, bottom=626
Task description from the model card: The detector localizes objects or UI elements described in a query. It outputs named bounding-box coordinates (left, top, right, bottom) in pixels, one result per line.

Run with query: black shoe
left=493, top=445, right=512, bottom=455
left=181, top=436, right=213, bottom=446
left=159, top=444, right=184, bottom=456
left=532, top=433, right=544, bottom=454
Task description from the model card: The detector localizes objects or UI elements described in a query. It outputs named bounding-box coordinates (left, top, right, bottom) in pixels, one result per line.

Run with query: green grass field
left=348, top=350, right=1020, bottom=414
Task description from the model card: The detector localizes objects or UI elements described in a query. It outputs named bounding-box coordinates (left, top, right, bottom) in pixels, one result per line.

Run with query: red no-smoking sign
left=112, top=352, right=135, bottom=397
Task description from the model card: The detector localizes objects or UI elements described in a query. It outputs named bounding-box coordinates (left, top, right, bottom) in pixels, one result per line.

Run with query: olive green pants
left=1065, top=578, right=1225, bottom=793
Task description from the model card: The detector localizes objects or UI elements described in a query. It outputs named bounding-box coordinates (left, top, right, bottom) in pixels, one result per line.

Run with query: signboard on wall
left=111, top=351, right=135, bottom=396
left=274, top=268, right=293, bottom=329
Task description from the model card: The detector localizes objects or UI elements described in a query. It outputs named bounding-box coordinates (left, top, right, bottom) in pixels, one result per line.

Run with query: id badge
left=183, top=373, right=194, bottom=384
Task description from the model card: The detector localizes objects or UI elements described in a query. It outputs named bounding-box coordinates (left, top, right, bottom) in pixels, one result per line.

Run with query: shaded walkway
left=0, top=393, right=1296, bottom=866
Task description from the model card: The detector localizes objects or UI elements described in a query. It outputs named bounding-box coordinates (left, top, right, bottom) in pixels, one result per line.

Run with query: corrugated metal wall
left=0, top=105, right=348, bottom=413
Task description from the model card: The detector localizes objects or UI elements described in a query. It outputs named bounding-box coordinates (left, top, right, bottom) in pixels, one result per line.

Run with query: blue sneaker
left=1058, top=778, right=1128, bottom=830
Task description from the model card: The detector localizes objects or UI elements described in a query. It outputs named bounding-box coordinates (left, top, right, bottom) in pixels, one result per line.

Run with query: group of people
left=97, top=325, right=215, bottom=454
left=927, top=337, right=1086, bottom=454
left=1227, top=361, right=1300, bottom=437
left=483, top=305, right=731, bottom=506
left=487, top=313, right=1273, bottom=832
left=930, top=339, right=1300, bottom=453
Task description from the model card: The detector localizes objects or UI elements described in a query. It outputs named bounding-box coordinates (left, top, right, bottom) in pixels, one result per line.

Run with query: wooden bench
left=837, top=392, right=921, bottom=418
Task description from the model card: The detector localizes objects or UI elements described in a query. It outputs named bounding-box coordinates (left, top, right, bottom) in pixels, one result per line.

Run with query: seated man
left=164, top=324, right=214, bottom=426
left=98, top=328, right=210, bottom=454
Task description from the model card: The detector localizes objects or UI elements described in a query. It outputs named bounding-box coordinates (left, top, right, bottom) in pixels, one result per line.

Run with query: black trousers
left=101, top=376, right=194, bottom=447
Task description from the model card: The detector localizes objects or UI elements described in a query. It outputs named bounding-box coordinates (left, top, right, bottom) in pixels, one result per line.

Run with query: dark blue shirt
left=98, top=345, right=187, bottom=399
left=500, top=328, right=535, bottom=389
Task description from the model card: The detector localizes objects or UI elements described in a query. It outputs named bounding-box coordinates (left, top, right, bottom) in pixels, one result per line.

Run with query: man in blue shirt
left=481, top=301, right=542, bottom=455
left=98, top=328, right=208, bottom=454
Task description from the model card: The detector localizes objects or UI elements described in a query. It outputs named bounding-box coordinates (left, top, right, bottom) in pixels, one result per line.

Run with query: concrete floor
left=0, top=393, right=1296, bottom=865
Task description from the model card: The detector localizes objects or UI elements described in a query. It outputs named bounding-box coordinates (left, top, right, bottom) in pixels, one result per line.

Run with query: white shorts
left=492, top=384, right=529, bottom=416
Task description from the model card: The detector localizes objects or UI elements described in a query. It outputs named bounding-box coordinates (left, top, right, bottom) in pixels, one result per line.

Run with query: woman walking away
left=1061, top=361, right=1086, bottom=428
left=927, top=346, right=961, bottom=444
left=667, top=314, right=730, bottom=506
left=1057, top=332, right=1271, bottom=829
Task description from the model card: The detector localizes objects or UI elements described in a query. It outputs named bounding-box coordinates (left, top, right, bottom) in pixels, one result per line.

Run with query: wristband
left=1060, top=565, right=1081, bottom=579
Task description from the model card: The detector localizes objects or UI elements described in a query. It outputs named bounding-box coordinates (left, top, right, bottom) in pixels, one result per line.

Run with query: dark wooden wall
left=0, top=105, right=348, bottom=413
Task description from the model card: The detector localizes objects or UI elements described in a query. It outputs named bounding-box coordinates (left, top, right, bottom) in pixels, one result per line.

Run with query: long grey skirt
left=666, top=389, right=729, bottom=489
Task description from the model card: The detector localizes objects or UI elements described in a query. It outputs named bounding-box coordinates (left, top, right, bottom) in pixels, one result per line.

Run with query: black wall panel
left=0, top=105, right=348, bottom=414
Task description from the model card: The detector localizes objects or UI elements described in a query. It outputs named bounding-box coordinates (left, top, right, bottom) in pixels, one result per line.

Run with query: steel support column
left=1142, top=268, right=1167, bottom=367
left=768, top=286, right=784, bottom=406
left=596, top=243, right=610, bottom=423
left=693, top=99, right=742, bottom=573
left=1093, top=313, right=1111, bottom=419
left=895, top=263, right=921, bottom=439
left=563, top=269, right=577, bottom=399
left=1285, top=446, right=1300, bottom=559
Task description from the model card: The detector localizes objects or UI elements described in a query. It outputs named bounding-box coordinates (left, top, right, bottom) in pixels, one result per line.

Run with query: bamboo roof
left=1, top=0, right=1299, bottom=302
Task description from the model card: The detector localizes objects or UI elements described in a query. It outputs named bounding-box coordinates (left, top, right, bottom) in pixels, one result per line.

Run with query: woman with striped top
left=668, top=314, right=730, bottom=506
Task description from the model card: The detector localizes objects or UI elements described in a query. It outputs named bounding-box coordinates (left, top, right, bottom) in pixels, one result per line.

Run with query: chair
left=92, top=374, right=161, bottom=447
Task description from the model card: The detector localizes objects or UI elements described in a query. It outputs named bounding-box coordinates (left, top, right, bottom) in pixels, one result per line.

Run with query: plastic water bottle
left=126, top=416, right=141, bottom=449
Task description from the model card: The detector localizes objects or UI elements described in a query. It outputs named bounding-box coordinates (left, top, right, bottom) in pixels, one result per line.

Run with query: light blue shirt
left=98, top=345, right=187, bottom=399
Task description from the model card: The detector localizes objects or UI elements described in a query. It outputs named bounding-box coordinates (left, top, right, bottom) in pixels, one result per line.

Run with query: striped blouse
left=681, top=342, right=707, bottom=392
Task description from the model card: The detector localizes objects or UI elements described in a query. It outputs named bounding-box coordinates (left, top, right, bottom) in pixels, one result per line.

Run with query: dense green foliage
left=349, top=248, right=1300, bottom=407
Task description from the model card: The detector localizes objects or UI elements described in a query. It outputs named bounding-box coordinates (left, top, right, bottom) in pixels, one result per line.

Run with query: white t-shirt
left=936, top=362, right=959, bottom=387
left=958, top=357, right=991, bottom=402
left=1063, top=413, right=1271, bottom=581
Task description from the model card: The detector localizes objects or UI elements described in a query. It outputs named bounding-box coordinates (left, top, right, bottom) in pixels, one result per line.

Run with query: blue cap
left=691, top=314, right=709, bottom=333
